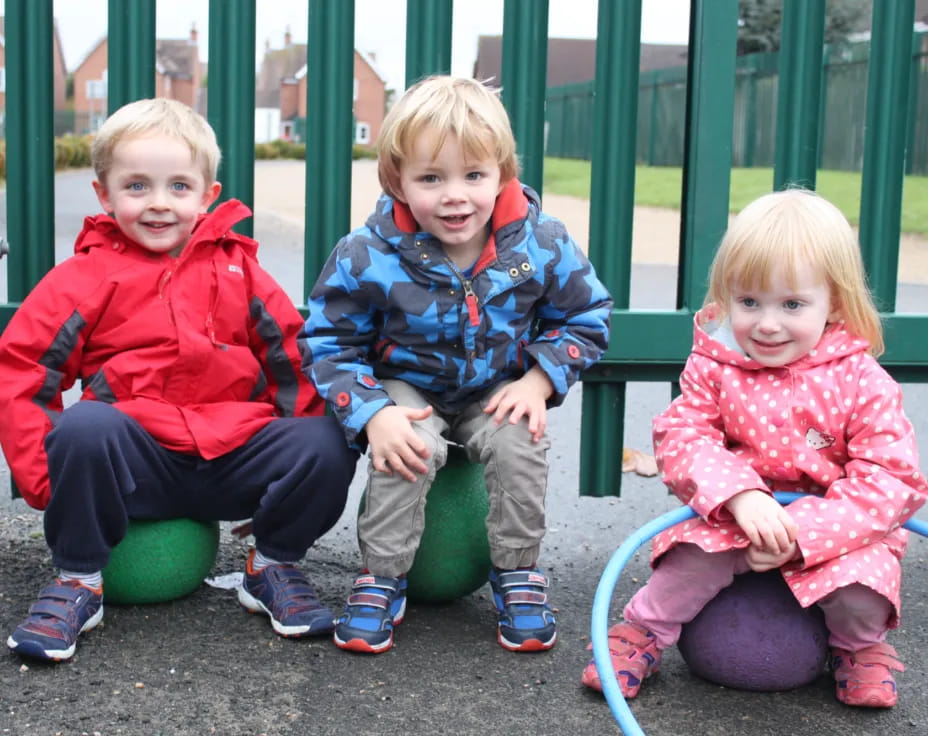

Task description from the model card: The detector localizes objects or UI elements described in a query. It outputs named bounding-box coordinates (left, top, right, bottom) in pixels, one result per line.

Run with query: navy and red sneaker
left=237, top=549, right=335, bottom=637
left=7, top=579, right=104, bottom=661
left=489, top=567, right=557, bottom=652
left=333, top=573, right=407, bottom=654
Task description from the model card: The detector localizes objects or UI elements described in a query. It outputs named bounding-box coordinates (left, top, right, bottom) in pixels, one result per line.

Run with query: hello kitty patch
left=806, top=427, right=836, bottom=450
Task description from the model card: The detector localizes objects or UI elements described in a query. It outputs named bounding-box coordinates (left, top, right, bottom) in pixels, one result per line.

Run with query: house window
left=86, top=79, right=107, bottom=99
left=0, top=68, right=5, bottom=93
left=355, top=122, right=371, bottom=145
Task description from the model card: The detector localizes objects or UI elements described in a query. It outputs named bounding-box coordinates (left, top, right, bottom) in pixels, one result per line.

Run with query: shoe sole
left=333, top=599, right=406, bottom=654
left=6, top=605, right=104, bottom=661
left=333, top=632, right=394, bottom=653
left=581, top=660, right=661, bottom=696
left=498, top=629, right=557, bottom=652
left=237, top=586, right=334, bottom=637
left=836, top=689, right=897, bottom=708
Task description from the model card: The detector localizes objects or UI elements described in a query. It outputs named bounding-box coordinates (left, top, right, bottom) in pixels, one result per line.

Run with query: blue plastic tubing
left=591, top=491, right=928, bottom=735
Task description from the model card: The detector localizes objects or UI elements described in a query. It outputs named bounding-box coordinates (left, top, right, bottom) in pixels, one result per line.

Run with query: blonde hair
left=92, top=98, right=221, bottom=185
left=705, top=188, right=883, bottom=356
left=376, top=75, right=519, bottom=199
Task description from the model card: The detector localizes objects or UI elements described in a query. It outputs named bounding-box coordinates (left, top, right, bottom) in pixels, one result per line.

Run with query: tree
left=737, top=0, right=872, bottom=55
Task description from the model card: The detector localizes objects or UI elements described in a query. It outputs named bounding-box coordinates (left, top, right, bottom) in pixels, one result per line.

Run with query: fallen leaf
left=622, top=447, right=658, bottom=477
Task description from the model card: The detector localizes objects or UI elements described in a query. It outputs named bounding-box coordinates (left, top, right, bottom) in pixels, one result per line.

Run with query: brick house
left=256, top=30, right=386, bottom=145
left=0, top=17, right=69, bottom=135
left=71, top=25, right=203, bottom=134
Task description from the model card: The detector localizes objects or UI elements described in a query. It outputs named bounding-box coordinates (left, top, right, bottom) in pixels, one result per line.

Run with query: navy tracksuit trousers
left=42, top=401, right=358, bottom=572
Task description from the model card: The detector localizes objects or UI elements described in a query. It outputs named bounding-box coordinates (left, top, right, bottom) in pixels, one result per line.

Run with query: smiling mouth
left=440, top=214, right=471, bottom=224
left=751, top=338, right=788, bottom=349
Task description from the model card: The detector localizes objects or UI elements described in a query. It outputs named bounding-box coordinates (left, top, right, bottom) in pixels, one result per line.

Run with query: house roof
left=256, top=43, right=308, bottom=107
left=72, top=33, right=200, bottom=81
left=155, top=38, right=198, bottom=80
left=293, top=50, right=387, bottom=85
left=472, top=36, right=688, bottom=88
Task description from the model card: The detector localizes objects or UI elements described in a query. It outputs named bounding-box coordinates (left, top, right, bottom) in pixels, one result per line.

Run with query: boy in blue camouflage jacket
left=301, top=75, right=612, bottom=654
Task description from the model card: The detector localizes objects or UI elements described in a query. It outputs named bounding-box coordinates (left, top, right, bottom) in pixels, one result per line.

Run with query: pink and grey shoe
left=832, top=642, right=904, bottom=708
left=581, top=621, right=662, bottom=697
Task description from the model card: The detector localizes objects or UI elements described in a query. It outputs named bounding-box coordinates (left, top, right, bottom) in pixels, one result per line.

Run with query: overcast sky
left=9, top=0, right=691, bottom=92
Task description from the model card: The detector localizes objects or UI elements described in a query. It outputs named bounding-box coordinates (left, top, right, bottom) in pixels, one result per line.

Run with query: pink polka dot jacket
left=651, top=306, right=928, bottom=624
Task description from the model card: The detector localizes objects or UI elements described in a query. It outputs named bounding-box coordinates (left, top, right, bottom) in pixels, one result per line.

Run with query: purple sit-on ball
left=677, top=570, right=830, bottom=691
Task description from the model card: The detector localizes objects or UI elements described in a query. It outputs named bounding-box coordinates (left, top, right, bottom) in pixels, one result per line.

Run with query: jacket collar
left=378, top=178, right=534, bottom=267
left=692, top=303, right=871, bottom=370
left=74, top=199, right=257, bottom=258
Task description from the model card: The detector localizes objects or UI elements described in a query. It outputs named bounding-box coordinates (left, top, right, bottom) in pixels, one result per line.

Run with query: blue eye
left=171, top=182, right=190, bottom=192
left=129, top=182, right=145, bottom=191
left=420, top=174, right=439, bottom=184
left=784, top=300, right=802, bottom=310
left=739, top=297, right=757, bottom=308
left=466, top=171, right=483, bottom=181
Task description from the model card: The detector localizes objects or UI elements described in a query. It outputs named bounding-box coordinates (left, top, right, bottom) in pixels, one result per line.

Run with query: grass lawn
left=543, top=158, right=928, bottom=236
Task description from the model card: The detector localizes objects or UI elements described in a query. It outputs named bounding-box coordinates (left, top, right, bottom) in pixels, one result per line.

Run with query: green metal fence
left=548, top=30, right=928, bottom=174
left=2, top=0, right=926, bottom=498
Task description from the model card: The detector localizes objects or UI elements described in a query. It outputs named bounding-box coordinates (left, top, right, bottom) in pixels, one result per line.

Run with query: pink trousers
left=624, top=543, right=892, bottom=652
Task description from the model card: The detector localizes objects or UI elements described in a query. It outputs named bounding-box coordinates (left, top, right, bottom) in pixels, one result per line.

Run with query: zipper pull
left=463, top=280, right=480, bottom=326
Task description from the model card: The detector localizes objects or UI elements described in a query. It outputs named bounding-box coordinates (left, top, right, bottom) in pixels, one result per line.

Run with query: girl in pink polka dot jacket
left=582, top=189, right=928, bottom=708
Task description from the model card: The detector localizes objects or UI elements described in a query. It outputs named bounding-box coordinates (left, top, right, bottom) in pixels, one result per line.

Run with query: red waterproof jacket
left=0, top=199, right=323, bottom=509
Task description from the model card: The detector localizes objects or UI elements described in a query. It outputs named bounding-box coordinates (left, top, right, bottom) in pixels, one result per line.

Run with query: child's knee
left=49, top=401, right=125, bottom=448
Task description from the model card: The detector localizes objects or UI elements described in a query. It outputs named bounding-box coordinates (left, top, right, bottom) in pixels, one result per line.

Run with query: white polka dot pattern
left=649, top=308, right=928, bottom=624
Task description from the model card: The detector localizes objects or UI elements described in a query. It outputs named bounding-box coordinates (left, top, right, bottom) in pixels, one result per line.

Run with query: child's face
left=395, top=130, right=504, bottom=259
left=728, top=264, right=839, bottom=367
left=93, top=132, right=221, bottom=256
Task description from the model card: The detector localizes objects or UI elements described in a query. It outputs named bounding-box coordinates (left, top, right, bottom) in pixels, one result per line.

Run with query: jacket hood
left=364, top=178, right=538, bottom=267
left=693, top=303, right=871, bottom=370
left=74, top=199, right=257, bottom=258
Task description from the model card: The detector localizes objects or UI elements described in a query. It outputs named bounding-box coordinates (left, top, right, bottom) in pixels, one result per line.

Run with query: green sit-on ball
left=103, top=518, right=220, bottom=605
left=360, top=445, right=492, bottom=603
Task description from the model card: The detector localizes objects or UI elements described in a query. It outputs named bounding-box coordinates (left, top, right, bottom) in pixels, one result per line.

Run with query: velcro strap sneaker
left=489, top=567, right=557, bottom=652
left=333, top=573, right=407, bottom=654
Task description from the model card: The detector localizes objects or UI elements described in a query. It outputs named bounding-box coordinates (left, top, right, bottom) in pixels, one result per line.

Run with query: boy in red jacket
left=0, top=98, right=357, bottom=662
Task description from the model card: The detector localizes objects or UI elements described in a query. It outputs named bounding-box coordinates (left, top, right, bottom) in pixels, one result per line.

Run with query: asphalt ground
left=0, top=166, right=926, bottom=735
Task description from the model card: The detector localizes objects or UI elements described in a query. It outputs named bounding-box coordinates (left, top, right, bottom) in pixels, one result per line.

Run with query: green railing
left=2, top=0, right=926, bottom=498
left=548, top=31, right=928, bottom=175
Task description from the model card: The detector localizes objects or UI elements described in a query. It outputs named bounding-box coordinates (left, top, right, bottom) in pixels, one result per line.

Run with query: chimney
left=284, top=26, right=292, bottom=47
left=190, top=23, right=197, bottom=43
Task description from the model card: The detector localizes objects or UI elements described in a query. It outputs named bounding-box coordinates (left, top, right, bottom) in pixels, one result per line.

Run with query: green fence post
left=5, top=0, right=55, bottom=301
left=859, top=0, right=915, bottom=312
left=107, top=0, right=156, bottom=111
left=208, top=0, right=256, bottom=233
left=678, top=0, right=738, bottom=310
left=742, top=61, right=758, bottom=168
left=905, top=33, right=922, bottom=175
left=773, top=0, right=825, bottom=190
left=304, top=0, right=355, bottom=299
left=501, top=0, right=548, bottom=194
left=580, top=0, right=642, bottom=497
left=647, top=71, right=660, bottom=166
left=405, top=0, right=453, bottom=86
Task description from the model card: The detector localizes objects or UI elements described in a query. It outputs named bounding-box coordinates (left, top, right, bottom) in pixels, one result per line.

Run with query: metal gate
left=2, top=0, right=926, bottom=497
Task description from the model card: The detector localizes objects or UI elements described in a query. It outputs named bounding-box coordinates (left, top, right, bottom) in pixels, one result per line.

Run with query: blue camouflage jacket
left=301, top=179, right=613, bottom=448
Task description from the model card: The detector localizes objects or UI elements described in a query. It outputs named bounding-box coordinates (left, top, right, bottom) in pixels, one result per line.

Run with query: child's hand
left=725, top=489, right=799, bottom=555
left=483, top=366, right=554, bottom=443
left=744, top=541, right=800, bottom=572
left=366, top=404, right=433, bottom=482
